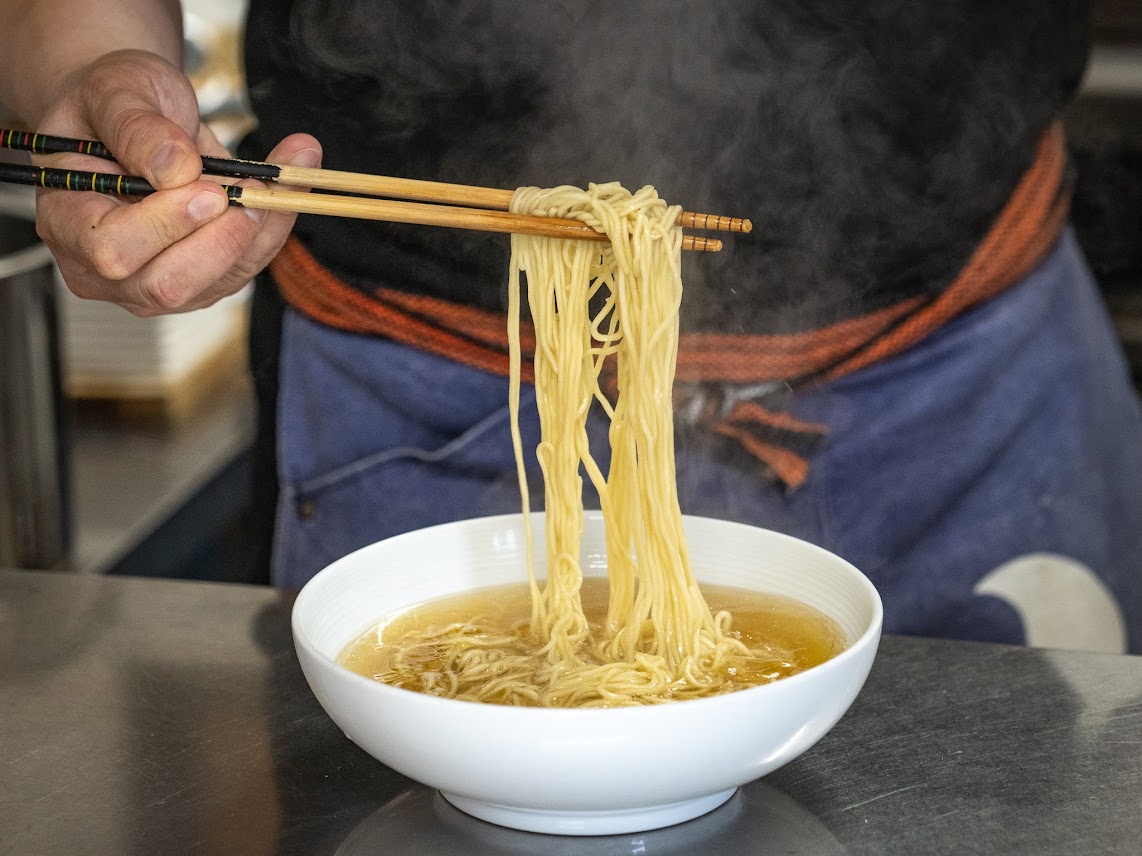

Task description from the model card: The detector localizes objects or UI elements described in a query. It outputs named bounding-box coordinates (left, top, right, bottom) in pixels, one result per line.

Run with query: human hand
left=33, top=49, right=321, bottom=315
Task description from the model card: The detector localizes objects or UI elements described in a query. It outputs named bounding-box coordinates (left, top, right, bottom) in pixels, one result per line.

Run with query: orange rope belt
left=271, top=122, right=1070, bottom=489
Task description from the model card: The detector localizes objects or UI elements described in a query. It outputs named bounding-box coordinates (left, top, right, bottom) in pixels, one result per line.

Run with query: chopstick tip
left=682, top=235, right=723, bottom=253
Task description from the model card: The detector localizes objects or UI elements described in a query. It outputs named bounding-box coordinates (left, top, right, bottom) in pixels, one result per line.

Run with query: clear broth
left=339, top=578, right=848, bottom=705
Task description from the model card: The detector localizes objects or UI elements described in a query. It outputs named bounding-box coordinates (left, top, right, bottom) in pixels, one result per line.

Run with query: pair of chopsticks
left=0, top=129, right=751, bottom=253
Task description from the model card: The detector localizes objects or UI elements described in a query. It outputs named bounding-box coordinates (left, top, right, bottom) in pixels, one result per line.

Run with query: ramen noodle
left=340, top=183, right=844, bottom=706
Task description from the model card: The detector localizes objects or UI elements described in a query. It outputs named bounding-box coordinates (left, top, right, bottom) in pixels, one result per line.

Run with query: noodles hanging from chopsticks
left=379, top=182, right=777, bottom=706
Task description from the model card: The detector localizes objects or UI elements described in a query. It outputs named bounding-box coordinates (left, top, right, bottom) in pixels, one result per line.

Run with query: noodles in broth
left=342, top=183, right=841, bottom=706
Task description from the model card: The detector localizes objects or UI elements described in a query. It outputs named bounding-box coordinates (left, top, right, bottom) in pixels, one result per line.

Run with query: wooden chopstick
left=0, top=161, right=723, bottom=252
left=232, top=187, right=723, bottom=251
left=275, top=166, right=751, bottom=234
left=1, top=128, right=752, bottom=235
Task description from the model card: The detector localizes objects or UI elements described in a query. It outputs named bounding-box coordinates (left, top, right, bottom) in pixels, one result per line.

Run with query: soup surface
left=339, top=578, right=847, bottom=706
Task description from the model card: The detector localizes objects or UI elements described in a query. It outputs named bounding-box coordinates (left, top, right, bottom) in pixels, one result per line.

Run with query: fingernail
left=290, top=147, right=322, bottom=169
left=244, top=205, right=267, bottom=224
left=150, top=143, right=184, bottom=185
left=187, top=190, right=227, bottom=222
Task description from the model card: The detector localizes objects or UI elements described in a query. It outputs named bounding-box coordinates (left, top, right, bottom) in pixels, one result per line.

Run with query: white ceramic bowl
left=293, top=513, right=882, bottom=836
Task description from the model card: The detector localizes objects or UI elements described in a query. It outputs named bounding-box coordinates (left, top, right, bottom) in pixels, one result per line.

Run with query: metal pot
left=0, top=190, right=71, bottom=569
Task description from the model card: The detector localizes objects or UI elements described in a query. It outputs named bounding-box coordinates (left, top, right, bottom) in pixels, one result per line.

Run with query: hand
left=33, top=49, right=321, bottom=315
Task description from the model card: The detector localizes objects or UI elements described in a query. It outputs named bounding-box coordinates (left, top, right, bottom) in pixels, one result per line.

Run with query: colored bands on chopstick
left=2, top=128, right=112, bottom=158
left=0, top=161, right=155, bottom=196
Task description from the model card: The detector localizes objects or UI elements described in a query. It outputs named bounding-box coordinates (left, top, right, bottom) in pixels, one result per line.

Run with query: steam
left=267, top=0, right=1088, bottom=333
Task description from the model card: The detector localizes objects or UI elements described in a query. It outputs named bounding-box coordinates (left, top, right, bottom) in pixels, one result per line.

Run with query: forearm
left=0, top=0, right=183, bottom=125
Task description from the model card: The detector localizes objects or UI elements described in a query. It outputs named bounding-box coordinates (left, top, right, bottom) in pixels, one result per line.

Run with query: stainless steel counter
left=66, top=373, right=254, bottom=575
left=1, top=567, right=1140, bottom=855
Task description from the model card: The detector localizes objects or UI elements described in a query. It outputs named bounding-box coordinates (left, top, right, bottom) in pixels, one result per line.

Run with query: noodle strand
left=376, top=182, right=761, bottom=706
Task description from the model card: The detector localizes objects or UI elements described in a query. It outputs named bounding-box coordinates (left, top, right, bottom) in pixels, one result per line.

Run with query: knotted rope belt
left=270, top=123, right=1070, bottom=489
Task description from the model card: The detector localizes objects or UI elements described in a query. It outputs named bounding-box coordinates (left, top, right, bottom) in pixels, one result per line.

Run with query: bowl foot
left=439, top=787, right=738, bottom=836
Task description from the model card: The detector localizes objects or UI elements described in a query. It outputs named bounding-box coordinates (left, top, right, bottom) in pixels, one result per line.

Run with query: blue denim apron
left=273, top=229, right=1142, bottom=652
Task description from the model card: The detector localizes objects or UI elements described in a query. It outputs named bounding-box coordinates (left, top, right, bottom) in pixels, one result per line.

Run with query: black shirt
left=241, top=0, right=1089, bottom=334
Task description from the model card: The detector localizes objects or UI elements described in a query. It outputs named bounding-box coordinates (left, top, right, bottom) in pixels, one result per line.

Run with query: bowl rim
left=291, top=512, right=884, bottom=718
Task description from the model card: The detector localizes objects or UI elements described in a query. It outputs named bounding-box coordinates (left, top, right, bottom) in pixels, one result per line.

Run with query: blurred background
left=0, top=0, right=1139, bottom=585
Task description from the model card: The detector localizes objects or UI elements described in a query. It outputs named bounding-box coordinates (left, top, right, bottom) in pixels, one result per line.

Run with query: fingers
left=47, top=188, right=255, bottom=314
left=265, top=133, right=324, bottom=180
left=87, top=54, right=203, bottom=188
left=40, top=50, right=205, bottom=189
left=195, top=122, right=233, bottom=159
left=237, top=132, right=322, bottom=258
left=41, top=135, right=323, bottom=315
left=128, top=137, right=323, bottom=312
left=30, top=51, right=328, bottom=315
left=38, top=180, right=228, bottom=283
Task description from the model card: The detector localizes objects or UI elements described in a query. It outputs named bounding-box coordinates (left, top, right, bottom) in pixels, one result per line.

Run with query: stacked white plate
left=57, top=284, right=249, bottom=400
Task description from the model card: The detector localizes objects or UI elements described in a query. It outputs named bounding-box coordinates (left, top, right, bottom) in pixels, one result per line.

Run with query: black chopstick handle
left=0, top=127, right=282, bottom=182
left=2, top=127, right=113, bottom=159
left=0, top=161, right=155, bottom=196
left=0, top=161, right=245, bottom=208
